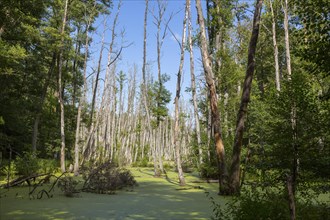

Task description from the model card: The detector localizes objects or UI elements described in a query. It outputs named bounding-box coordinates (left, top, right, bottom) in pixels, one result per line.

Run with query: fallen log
left=2, top=173, right=50, bottom=188
left=191, top=179, right=219, bottom=183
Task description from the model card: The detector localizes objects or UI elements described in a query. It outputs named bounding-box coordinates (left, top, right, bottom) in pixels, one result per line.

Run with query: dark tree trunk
left=287, top=175, right=296, bottom=220
left=32, top=53, right=56, bottom=152
left=229, top=0, right=263, bottom=195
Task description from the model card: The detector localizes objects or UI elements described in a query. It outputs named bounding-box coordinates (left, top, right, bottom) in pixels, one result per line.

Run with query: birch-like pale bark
left=90, top=19, right=106, bottom=125
left=283, top=0, right=291, bottom=78
left=195, top=0, right=229, bottom=194
left=269, top=0, right=280, bottom=91
left=81, top=1, right=122, bottom=163
left=187, top=0, right=202, bottom=165
left=229, top=0, right=263, bottom=194
left=58, top=0, right=69, bottom=172
left=142, top=0, right=151, bottom=125
left=173, top=0, right=188, bottom=186
left=150, top=0, right=173, bottom=175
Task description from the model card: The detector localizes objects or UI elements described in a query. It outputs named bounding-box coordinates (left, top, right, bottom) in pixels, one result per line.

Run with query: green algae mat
left=0, top=168, right=226, bottom=219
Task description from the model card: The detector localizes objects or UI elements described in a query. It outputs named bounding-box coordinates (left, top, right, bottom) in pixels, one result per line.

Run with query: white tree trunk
left=269, top=0, right=281, bottom=91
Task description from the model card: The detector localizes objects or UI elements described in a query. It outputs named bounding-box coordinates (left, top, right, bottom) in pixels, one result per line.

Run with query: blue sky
left=88, top=0, right=207, bottom=111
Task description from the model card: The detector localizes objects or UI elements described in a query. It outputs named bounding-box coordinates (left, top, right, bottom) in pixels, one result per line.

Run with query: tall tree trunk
left=151, top=0, right=171, bottom=174
left=58, top=0, right=69, bottom=172
left=142, top=0, right=152, bottom=132
left=287, top=175, right=296, bottom=220
left=269, top=0, right=280, bottom=91
left=229, top=0, right=263, bottom=195
left=71, top=26, right=81, bottom=106
left=32, top=53, right=56, bottom=152
left=195, top=0, right=229, bottom=195
left=283, top=0, right=291, bottom=78
left=81, top=1, right=122, bottom=164
left=90, top=20, right=106, bottom=125
left=74, top=6, right=95, bottom=175
left=187, top=0, right=203, bottom=166
left=283, top=1, right=297, bottom=218
left=174, top=0, right=188, bottom=186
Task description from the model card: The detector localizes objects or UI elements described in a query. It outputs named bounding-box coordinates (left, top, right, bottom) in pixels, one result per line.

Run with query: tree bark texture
left=283, top=0, right=291, bottom=78
left=287, top=175, right=296, bottom=220
left=195, top=0, right=229, bottom=195
left=229, top=0, right=263, bottom=195
left=58, top=0, right=69, bottom=172
left=269, top=0, right=281, bottom=91
left=188, top=0, right=203, bottom=166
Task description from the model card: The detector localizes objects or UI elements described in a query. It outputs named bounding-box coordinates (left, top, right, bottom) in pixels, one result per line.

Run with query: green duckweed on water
left=0, top=168, right=227, bottom=220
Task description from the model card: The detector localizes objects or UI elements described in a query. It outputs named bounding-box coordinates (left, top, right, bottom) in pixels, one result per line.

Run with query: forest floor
left=0, top=167, right=226, bottom=220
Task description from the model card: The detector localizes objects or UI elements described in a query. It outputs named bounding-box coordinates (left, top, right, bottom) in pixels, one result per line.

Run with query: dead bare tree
left=149, top=0, right=175, bottom=176
left=173, top=0, right=189, bottom=186
left=187, top=0, right=203, bottom=166
left=73, top=2, right=97, bottom=175
left=269, top=0, right=281, bottom=91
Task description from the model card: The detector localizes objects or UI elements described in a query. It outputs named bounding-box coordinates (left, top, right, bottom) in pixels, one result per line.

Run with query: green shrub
left=39, top=159, right=58, bottom=174
left=209, top=187, right=330, bottom=220
left=15, top=152, right=40, bottom=176
left=199, top=163, right=219, bottom=179
left=0, top=160, right=16, bottom=180
left=132, top=158, right=149, bottom=167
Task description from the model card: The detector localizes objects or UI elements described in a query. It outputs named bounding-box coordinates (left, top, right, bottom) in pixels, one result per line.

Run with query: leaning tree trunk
left=195, top=0, right=229, bottom=195
left=58, top=0, right=69, bottom=172
left=90, top=20, right=106, bottom=126
left=229, top=0, right=263, bottom=195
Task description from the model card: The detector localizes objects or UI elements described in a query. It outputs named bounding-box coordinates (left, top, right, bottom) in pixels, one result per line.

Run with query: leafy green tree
left=149, top=73, right=171, bottom=127
left=0, top=0, right=49, bottom=154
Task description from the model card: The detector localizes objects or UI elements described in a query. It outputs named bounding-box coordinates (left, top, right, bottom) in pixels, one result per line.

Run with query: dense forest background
left=0, top=0, right=329, bottom=218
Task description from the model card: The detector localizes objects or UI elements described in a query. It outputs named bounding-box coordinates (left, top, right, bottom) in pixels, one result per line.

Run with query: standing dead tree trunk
left=173, top=0, right=188, bottom=186
left=142, top=0, right=152, bottom=131
left=269, top=0, right=280, bottom=91
left=73, top=2, right=96, bottom=175
left=90, top=18, right=107, bottom=126
left=195, top=0, right=229, bottom=195
left=58, top=0, right=69, bottom=172
left=187, top=0, right=203, bottom=166
left=229, top=0, right=263, bottom=195
left=283, top=0, right=291, bottom=78
left=81, top=1, right=123, bottom=164
left=150, top=0, right=174, bottom=176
